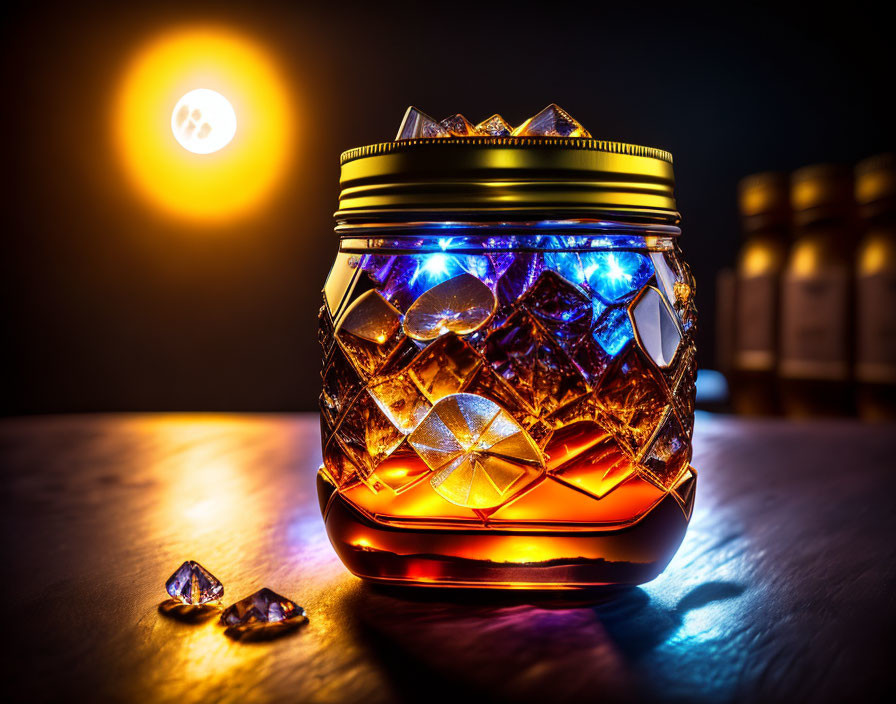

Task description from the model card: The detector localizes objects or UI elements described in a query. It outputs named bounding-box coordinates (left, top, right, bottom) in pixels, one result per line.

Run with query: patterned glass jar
left=318, top=107, right=697, bottom=588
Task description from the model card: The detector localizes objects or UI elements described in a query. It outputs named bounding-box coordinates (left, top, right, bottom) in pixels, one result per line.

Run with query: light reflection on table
left=1, top=412, right=892, bottom=703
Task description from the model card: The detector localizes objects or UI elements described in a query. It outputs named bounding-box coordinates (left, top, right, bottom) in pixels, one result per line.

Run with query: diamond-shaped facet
left=336, top=290, right=404, bottom=377
left=440, top=113, right=476, bottom=136
left=403, top=273, right=496, bottom=341
left=495, top=252, right=544, bottom=310
left=546, top=426, right=636, bottom=499
left=523, top=270, right=592, bottom=346
left=640, top=408, right=690, bottom=489
left=408, top=393, right=544, bottom=509
left=323, top=433, right=363, bottom=486
left=595, top=347, right=670, bottom=455
left=396, top=106, right=450, bottom=139
left=370, top=442, right=433, bottom=494
left=474, top=114, right=513, bottom=136
left=333, top=390, right=405, bottom=477
left=484, top=310, right=588, bottom=416
left=511, top=104, right=591, bottom=138
left=368, top=372, right=431, bottom=435
left=221, top=588, right=307, bottom=629
left=408, top=334, right=482, bottom=402
left=671, top=467, right=697, bottom=519
left=320, top=345, right=364, bottom=425
left=337, top=290, right=401, bottom=343
left=165, top=561, right=224, bottom=605
left=593, top=306, right=634, bottom=357
left=631, top=286, right=683, bottom=368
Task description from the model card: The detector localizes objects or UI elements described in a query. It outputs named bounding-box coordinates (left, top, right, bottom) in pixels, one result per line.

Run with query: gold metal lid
left=737, top=171, right=790, bottom=232
left=855, top=153, right=896, bottom=214
left=790, top=163, right=854, bottom=226
left=335, top=137, right=677, bottom=225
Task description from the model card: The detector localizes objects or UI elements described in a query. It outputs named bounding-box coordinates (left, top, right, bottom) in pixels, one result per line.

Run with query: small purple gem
left=165, top=561, right=224, bottom=605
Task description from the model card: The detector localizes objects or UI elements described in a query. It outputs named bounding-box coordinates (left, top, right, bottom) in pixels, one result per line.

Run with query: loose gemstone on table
left=408, top=393, right=544, bottom=509
left=220, top=588, right=307, bottom=629
left=510, top=104, right=592, bottom=138
left=165, top=561, right=224, bottom=605
left=396, top=106, right=450, bottom=140
left=403, top=273, right=497, bottom=341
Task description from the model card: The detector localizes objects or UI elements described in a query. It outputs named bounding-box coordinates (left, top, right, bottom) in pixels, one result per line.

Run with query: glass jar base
left=319, top=472, right=693, bottom=589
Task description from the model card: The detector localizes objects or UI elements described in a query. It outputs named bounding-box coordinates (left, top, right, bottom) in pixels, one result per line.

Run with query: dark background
left=1, top=0, right=891, bottom=415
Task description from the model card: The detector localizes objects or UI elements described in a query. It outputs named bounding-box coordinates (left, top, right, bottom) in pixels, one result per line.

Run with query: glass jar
left=318, top=132, right=697, bottom=588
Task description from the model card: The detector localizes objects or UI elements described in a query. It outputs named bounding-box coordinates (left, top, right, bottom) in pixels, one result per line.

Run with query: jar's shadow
left=339, top=580, right=745, bottom=704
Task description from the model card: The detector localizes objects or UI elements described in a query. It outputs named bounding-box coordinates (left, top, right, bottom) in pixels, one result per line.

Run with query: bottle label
left=779, top=269, right=850, bottom=380
left=734, top=273, right=777, bottom=371
left=857, top=271, right=896, bottom=383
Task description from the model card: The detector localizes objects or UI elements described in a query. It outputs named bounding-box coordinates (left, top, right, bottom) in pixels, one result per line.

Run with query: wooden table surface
left=1, top=412, right=893, bottom=703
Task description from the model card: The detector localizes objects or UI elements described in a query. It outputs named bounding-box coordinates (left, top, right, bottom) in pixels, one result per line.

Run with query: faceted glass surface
left=403, top=273, right=496, bottom=341
left=221, top=588, right=307, bottom=628
left=318, top=230, right=697, bottom=584
left=165, top=561, right=223, bottom=605
left=408, top=393, right=543, bottom=509
left=631, top=286, right=683, bottom=368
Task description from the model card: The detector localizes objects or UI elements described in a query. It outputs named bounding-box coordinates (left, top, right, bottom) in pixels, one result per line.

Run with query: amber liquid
left=320, top=375, right=696, bottom=588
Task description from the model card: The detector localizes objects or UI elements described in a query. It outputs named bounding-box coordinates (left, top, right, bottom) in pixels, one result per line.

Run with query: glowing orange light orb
left=113, top=27, right=295, bottom=222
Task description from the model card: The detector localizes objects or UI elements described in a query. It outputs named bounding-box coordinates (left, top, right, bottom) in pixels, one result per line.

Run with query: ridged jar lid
left=335, top=137, right=678, bottom=225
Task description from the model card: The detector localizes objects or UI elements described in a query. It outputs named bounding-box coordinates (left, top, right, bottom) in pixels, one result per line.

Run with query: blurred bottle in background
left=855, top=153, right=896, bottom=420
left=715, top=267, right=736, bottom=385
left=731, top=172, right=790, bottom=415
left=779, top=164, right=856, bottom=417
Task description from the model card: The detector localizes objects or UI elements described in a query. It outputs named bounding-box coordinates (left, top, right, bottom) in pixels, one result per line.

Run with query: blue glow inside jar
left=317, top=106, right=697, bottom=589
